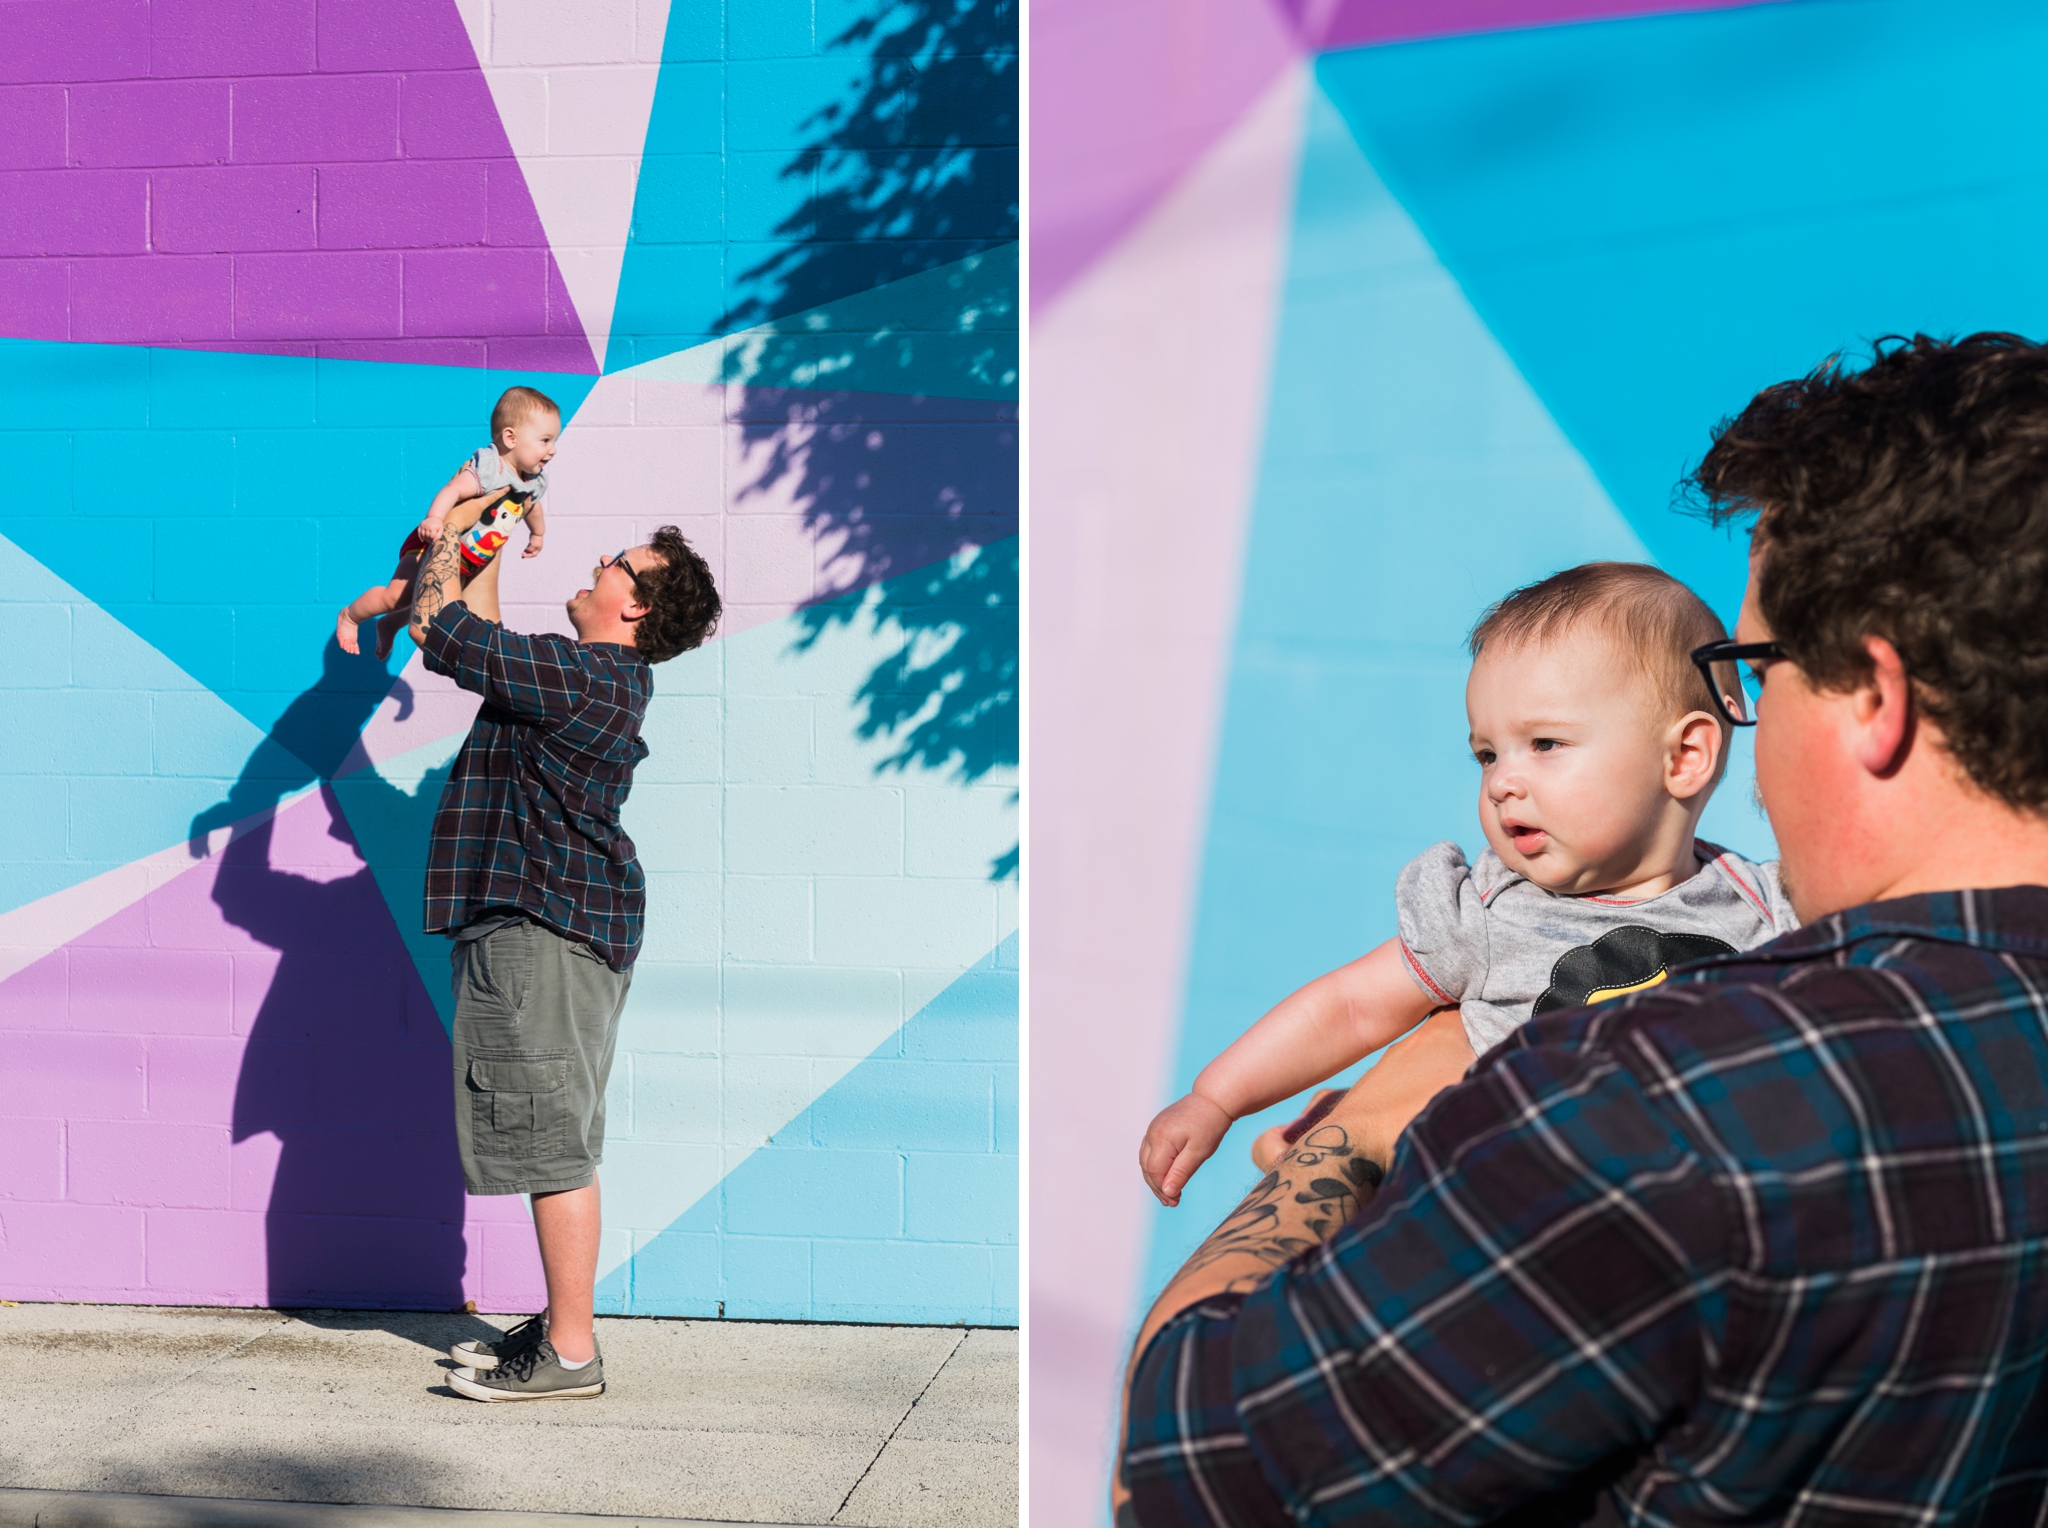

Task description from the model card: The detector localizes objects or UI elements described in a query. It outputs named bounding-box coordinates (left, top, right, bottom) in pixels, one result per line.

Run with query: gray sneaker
left=449, top=1338, right=605, bottom=1402
left=448, top=1312, right=546, bottom=1370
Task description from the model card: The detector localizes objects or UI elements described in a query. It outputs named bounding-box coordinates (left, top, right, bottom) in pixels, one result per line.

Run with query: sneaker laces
left=493, top=1313, right=547, bottom=1353
left=497, top=1342, right=548, bottom=1383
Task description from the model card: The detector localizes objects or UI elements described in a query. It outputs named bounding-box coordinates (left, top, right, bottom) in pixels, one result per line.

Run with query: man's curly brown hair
left=633, top=526, right=721, bottom=663
left=1687, top=331, right=2048, bottom=812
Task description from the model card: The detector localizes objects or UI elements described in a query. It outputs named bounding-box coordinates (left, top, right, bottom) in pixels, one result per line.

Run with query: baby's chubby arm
left=1248, top=1006, right=1476, bottom=1175
left=1137, top=936, right=1436, bottom=1206
left=417, top=466, right=484, bottom=540
left=521, top=500, right=546, bottom=557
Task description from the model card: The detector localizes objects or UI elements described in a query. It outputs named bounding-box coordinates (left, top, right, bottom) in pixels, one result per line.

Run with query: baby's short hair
left=1468, top=562, right=1728, bottom=730
left=492, top=384, right=560, bottom=439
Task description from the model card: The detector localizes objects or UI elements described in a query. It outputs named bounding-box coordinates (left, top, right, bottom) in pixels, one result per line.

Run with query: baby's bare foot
left=336, top=608, right=361, bottom=655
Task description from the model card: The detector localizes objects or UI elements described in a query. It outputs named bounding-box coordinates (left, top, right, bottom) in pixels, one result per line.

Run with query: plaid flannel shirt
left=420, top=602, right=653, bottom=972
left=1125, top=888, right=2048, bottom=1527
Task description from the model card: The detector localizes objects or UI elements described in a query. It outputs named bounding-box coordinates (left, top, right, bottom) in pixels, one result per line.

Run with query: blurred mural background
left=1031, top=0, right=2048, bottom=1517
left=0, top=0, right=1017, bottom=1327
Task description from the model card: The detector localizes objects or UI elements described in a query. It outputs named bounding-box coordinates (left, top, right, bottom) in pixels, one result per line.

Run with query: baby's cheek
left=1534, top=767, right=1618, bottom=855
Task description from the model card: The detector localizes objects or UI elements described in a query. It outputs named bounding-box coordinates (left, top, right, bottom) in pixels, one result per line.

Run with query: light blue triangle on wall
left=596, top=933, right=1018, bottom=1325
left=0, top=529, right=310, bottom=918
left=613, top=244, right=1017, bottom=402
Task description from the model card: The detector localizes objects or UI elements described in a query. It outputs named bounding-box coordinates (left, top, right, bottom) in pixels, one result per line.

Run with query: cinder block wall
left=0, top=0, right=1017, bottom=1326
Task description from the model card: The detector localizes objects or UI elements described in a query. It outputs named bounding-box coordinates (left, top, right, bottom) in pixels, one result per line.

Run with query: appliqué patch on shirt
left=1533, top=925, right=1737, bottom=1015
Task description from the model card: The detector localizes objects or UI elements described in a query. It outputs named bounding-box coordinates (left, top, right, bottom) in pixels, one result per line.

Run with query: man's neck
left=572, top=619, right=640, bottom=649
left=1859, top=798, right=2048, bottom=906
left=1792, top=751, right=2048, bottom=920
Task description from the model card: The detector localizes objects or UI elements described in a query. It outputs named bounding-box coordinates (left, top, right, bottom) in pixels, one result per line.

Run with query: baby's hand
left=522, top=524, right=545, bottom=558
left=1139, top=1093, right=1233, bottom=1207
left=416, top=513, right=446, bottom=544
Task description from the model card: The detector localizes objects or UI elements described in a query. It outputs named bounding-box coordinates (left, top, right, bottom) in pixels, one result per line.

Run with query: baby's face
left=501, top=411, right=560, bottom=476
left=1465, top=628, right=1688, bottom=896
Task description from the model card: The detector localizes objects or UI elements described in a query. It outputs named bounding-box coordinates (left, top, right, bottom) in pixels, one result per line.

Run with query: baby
left=1140, top=561, right=1796, bottom=1206
left=336, top=385, right=559, bottom=657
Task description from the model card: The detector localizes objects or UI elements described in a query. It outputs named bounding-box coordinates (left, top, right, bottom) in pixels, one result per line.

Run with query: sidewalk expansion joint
left=829, top=1328, right=967, bottom=1523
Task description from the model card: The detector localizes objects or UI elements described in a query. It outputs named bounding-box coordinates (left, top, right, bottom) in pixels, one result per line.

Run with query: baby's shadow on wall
left=190, top=639, right=484, bottom=1333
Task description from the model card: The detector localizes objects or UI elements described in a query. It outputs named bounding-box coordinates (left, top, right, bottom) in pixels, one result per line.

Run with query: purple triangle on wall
left=0, top=0, right=594, bottom=373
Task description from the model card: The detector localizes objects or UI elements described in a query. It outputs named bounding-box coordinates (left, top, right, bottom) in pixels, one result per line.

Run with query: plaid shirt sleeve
left=420, top=601, right=586, bottom=725
left=1125, top=1013, right=1729, bottom=1527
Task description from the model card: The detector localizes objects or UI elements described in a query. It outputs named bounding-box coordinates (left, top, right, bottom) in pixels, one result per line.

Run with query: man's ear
left=1667, top=709, right=1725, bottom=801
left=1851, top=635, right=1913, bottom=777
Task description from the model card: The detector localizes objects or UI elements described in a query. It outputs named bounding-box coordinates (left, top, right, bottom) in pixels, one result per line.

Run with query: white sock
left=557, top=1352, right=595, bottom=1370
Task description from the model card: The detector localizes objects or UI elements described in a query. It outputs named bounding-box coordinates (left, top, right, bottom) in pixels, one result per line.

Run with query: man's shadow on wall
left=190, top=642, right=496, bottom=1334
left=716, top=0, right=1021, bottom=877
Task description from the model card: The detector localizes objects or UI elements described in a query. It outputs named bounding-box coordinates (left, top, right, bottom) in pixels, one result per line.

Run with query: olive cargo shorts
left=451, top=919, right=633, bottom=1195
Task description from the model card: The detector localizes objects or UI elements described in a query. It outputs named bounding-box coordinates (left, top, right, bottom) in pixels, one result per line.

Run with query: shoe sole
left=448, top=1369, right=605, bottom=1402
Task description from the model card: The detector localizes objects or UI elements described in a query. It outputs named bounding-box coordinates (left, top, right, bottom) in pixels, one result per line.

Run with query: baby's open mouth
left=1507, top=823, right=1548, bottom=852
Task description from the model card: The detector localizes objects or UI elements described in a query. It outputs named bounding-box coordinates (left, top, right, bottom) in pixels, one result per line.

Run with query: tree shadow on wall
left=718, top=0, right=1019, bottom=877
left=188, top=643, right=472, bottom=1318
left=715, top=0, right=1018, bottom=336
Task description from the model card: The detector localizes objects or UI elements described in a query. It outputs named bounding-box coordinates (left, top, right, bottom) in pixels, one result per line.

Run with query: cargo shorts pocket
left=467, top=1051, right=570, bottom=1159
left=467, top=923, right=534, bottom=1012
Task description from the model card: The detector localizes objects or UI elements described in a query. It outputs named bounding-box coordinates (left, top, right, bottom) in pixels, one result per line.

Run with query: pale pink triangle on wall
left=1029, top=60, right=1307, bottom=1528
left=0, top=782, right=543, bottom=1311
left=0, top=0, right=594, bottom=372
left=450, top=0, right=676, bottom=372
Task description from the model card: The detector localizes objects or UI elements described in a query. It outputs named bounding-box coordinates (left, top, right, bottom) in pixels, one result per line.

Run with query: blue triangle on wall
left=1315, top=0, right=2048, bottom=620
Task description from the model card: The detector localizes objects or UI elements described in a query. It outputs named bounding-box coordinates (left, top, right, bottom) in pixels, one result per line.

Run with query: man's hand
left=443, top=487, right=509, bottom=535
left=1140, top=1093, right=1233, bottom=1207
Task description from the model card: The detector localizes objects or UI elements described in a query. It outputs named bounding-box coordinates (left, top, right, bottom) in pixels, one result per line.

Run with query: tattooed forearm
left=1118, top=1115, right=1391, bottom=1495
left=1174, top=1123, right=1384, bottom=1281
left=412, top=530, right=465, bottom=634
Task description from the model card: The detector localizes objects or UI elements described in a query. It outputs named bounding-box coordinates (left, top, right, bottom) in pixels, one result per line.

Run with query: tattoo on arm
left=1176, top=1124, right=1385, bottom=1282
left=413, top=531, right=464, bottom=634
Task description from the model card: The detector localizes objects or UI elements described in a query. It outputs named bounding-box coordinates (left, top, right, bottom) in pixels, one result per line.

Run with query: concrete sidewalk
left=0, top=1303, right=1016, bottom=1526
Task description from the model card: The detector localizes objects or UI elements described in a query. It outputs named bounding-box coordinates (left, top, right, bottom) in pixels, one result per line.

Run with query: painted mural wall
left=0, top=0, right=1018, bottom=1327
left=1032, top=0, right=2048, bottom=1519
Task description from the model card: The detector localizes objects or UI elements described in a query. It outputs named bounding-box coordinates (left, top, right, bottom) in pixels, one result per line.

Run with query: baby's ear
left=1668, top=709, right=1726, bottom=800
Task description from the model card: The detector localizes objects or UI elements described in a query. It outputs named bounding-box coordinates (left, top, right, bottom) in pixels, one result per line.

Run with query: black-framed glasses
left=1691, top=639, right=1787, bottom=727
left=601, top=548, right=655, bottom=604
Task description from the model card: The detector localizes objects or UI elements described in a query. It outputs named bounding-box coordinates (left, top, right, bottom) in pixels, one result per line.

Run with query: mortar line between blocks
left=829, top=1327, right=967, bottom=1523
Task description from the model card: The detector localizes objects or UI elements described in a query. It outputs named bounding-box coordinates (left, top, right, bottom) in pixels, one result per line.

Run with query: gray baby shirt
left=1396, top=838, right=1797, bottom=1055
left=468, top=446, right=547, bottom=503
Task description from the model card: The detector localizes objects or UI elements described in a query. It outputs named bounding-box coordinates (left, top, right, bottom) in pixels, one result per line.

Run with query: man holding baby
left=407, top=519, right=720, bottom=1401
left=1119, top=332, right=2048, bottom=1521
